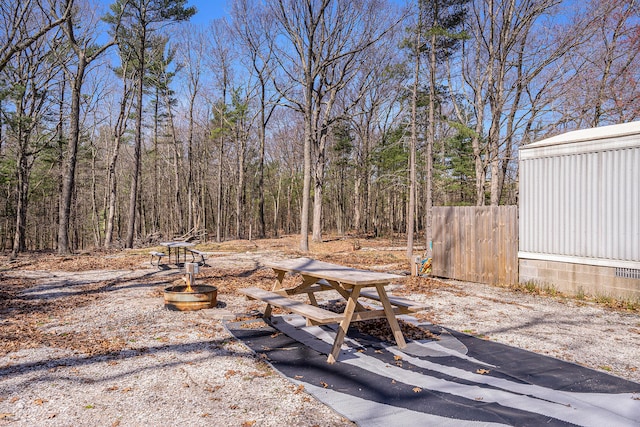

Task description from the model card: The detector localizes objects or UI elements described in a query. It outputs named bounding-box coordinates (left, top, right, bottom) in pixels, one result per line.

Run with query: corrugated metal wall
left=519, top=136, right=640, bottom=263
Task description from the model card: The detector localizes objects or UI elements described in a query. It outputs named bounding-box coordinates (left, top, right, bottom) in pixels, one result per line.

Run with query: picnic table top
left=160, top=241, right=195, bottom=248
left=264, top=257, right=404, bottom=286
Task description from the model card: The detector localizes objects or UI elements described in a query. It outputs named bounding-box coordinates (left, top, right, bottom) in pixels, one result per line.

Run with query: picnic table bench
left=241, top=257, right=427, bottom=363
left=186, top=248, right=207, bottom=265
left=149, top=251, right=166, bottom=267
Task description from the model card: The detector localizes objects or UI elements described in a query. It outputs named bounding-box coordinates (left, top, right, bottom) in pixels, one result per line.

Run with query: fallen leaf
left=412, top=387, right=422, bottom=393
left=393, top=355, right=402, bottom=361
left=0, top=413, right=14, bottom=420
left=224, top=370, right=240, bottom=379
left=476, top=369, right=490, bottom=375
left=241, top=421, right=256, bottom=427
left=34, top=398, right=48, bottom=406
left=320, top=381, right=329, bottom=388
left=294, top=375, right=304, bottom=380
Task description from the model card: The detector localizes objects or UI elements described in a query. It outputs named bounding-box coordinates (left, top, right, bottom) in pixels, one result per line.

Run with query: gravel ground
left=412, top=280, right=640, bottom=382
left=1, top=247, right=639, bottom=426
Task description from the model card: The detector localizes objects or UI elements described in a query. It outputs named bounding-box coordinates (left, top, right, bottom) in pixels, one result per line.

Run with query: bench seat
left=240, top=287, right=344, bottom=325
left=187, top=249, right=207, bottom=265
left=149, top=251, right=166, bottom=267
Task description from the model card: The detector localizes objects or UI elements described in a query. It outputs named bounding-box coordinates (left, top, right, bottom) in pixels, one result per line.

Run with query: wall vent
left=615, top=267, right=640, bottom=280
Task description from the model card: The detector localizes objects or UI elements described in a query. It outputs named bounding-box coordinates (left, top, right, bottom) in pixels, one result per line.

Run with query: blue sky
left=185, top=0, right=410, bottom=24
left=187, top=0, right=229, bottom=24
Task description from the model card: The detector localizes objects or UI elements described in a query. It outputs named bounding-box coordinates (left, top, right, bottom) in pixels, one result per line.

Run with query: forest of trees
left=0, top=0, right=638, bottom=257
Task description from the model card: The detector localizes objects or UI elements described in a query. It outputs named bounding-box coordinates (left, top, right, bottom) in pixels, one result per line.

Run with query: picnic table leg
left=263, top=269, right=287, bottom=318
left=325, top=280, right=366, bottom=312
left=296, top=275, right=321, bottom=306
left=271, top=269, right=287, bottom=291
left=328, top=286, right=361, bottom=364
left=263, top=303, right=273, bottom=318
left=375, top=283, right=407, bottom=349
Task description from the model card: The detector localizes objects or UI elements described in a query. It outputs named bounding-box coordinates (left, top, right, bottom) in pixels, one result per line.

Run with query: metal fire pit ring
left=164, top=285, right=218, bottom=311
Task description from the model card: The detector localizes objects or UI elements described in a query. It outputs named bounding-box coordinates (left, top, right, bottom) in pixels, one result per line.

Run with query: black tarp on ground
left=225, top=315, right=640, bottom=426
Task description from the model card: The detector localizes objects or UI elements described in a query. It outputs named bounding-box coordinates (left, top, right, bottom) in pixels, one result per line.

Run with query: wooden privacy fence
left=432, top=206, right=518, bottom=285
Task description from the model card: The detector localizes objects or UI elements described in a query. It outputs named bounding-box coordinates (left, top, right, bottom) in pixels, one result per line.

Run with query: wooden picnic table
left=241, top=257, right=427, bottom=364
left=160, top=241, right=195, bottom=265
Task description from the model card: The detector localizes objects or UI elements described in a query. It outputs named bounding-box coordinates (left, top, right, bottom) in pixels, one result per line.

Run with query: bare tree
left=207, top=19, right=235, bottom=242
left=0, top=0, right=73, bottom=73
left=176, top=23, right=207, bottom=235
left=57, top=0, right=118, bottom=254
left=553, top=0, right=640, bottom=130
left=347, top=33, right=405, bottom=236
left=269, top=0, right=399, bottom=250
left=5, top=29, right=62, bottom=257
left=407, top=1, right=423, bottom=260
left=231, top=0, right=279, bottom=238
left=104, top=50, right=136, bottom=248
left=457, top=0, right=577, bottom=205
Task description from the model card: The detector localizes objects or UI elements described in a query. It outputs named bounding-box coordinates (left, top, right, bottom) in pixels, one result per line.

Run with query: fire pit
left=164, top=263, right=217, bottom=311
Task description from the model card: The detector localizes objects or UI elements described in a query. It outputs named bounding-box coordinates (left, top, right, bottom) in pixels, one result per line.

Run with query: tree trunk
left=165, top=94, right=184, bottom=234
left=152, top=87, right=160, bottom=232
left=11, top=145, right=28, bottom=258
left=425, top=30, right=437, bottom=258
left=300, top=118, right=311, bottom=251
left=407, top=4, right=421, bottom=260
left=58, top=59, right=86, bottom=254
left=125, top=11, right=150, bottom=248
left=235, top=127, right=246, bottom=239
left=126, top=51, right=145, bottom=248
left=216, top=133, right=224, bottom=242
left=312, top=132, right=327, bottom=242
left=257, top=82, right=266, bottom=238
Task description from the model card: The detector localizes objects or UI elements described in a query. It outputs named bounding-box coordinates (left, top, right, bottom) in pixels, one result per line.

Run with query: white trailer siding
left=519, top=121, right=640, bottom=268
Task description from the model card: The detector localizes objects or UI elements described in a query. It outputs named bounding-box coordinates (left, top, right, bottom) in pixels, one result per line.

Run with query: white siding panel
left=633, top=147, right=638, bottom=261
left=604, top=150, right=613, bottom=259
left=519, top=130, right=640, bottom=263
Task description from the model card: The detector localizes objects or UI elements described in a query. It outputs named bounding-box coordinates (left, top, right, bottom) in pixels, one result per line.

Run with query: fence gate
left=432, top=206, right=518, bottom=285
